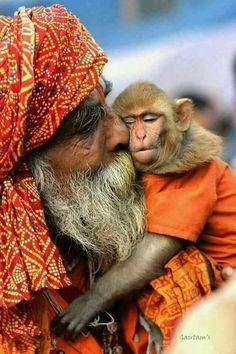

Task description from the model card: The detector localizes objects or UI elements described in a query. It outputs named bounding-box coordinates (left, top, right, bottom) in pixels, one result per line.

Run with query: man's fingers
left=222, top=267, right=235, bottom=281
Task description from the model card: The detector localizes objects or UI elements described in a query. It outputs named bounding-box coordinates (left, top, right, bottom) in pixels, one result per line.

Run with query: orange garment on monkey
left=143, top=157, right=236, bottom=268
left=136, top=157, right=236, bottom=349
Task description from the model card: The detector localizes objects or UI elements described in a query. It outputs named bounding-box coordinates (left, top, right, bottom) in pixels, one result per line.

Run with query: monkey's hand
left=50, top=288, right=108, bottom=342
left=50, top=233, right=182, bottom=342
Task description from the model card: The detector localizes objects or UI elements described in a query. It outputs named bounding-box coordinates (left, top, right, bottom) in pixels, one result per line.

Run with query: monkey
left=112, top=81, right=236, bottom=279
left=51, top=81, right=236, bottom=350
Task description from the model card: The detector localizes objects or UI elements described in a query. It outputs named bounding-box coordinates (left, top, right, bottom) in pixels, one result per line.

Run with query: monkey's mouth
left=131, top=148, right=158, bottom=164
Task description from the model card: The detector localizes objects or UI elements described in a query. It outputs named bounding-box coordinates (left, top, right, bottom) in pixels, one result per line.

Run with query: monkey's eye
left=123, top=116, right=135, bottom=125
left=143, top=113, right=161, bottom=121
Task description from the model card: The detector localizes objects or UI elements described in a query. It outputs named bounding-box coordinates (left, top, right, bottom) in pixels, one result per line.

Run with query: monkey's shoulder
left=142, top=157, right=234, bottom=193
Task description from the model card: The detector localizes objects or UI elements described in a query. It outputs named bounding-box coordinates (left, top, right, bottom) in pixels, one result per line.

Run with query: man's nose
left=106, top=112, right=129, bottom=151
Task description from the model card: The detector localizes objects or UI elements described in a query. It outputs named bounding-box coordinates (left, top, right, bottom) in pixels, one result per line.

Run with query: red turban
left=0, top=4, right=107, bottom=309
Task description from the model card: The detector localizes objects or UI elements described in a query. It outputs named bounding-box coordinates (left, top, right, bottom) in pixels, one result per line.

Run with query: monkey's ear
left=175, top=98, right=193, bottom=131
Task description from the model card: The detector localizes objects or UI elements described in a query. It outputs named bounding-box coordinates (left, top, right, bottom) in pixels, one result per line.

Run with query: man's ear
left=175, top=98, right=193, bottom=131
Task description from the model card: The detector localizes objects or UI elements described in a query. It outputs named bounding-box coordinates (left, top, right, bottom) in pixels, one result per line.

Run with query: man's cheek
left=129, top=130, right=139, bottom=151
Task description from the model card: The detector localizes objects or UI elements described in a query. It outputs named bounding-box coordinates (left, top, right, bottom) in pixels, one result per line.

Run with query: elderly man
left=0, top=4, right=137, bottom=352
left=0, top=4, right=223, bottom=354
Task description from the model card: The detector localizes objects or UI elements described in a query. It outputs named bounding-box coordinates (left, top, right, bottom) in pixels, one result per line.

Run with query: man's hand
left=201, top=258, right=236, bottom=287
left=222, top=266, right=235, bottom=281
left=50, top=289, right=106, bottom=341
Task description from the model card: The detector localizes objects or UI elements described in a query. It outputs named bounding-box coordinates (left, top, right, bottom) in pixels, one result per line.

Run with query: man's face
left=43, top=81, right=129, bottom=174
left=28, top=79, right=145, bottom=271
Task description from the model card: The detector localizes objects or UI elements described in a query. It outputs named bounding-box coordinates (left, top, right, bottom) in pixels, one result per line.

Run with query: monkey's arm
left=94, top=232, right=183, bottom=299
left=51, top=232, right=182, bottom=341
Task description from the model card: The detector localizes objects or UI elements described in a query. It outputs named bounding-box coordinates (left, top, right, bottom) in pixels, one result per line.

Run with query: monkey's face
left=122, top=106, right=166, bottom=166
left=113, top=81, right=193, bottom=171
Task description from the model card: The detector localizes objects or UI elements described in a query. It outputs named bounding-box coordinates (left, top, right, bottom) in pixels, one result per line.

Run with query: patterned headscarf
left=0, top=5, right=107, bottom=309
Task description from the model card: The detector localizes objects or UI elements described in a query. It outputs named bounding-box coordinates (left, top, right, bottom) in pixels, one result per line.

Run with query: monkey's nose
left=134, top=123, right=146, bottom=141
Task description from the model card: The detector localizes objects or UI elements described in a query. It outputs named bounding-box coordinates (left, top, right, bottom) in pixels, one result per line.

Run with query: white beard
left=29, top=152, right=145, bottom=273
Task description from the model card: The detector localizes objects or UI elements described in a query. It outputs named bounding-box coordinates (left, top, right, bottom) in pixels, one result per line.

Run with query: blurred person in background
left=177, top=90, right=235, bottom=170
left=223, top=56, right=236, bottom=172
left=176, top=90, right=228, bottom=135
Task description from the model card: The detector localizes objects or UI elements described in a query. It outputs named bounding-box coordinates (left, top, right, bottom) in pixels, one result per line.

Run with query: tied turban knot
left=0, top=4, right=107, bottom=350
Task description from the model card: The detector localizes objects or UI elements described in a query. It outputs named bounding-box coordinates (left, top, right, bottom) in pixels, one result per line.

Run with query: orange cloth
left=137, top=157, right=234, bottom=348
left=46, top=289, right=150, bottom=354
left=2, top=260, right=150, bottom=354
left=31, top=249, right=213, bottom=354
left=137, top=245, right=217, bottom=349
left=0, top=247, right=213, bottom=353
left=45, top=261, right=151, bottom=354
left=143, top=157, right=236, bottom=267
left=0, top=4, right=107, bottom=352
left=0, top=248, right=213, bottom=353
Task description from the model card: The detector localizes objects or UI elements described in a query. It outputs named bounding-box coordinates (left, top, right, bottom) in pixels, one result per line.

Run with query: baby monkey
left=51, top=81, right=236, bottom=349
left=113, top=81, right=236, bottom=284
left=114, top=81, right=220, bottom=174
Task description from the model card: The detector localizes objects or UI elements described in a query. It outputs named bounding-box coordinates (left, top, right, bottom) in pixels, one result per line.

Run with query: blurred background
left=1, top=0, right=236, bottom=168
